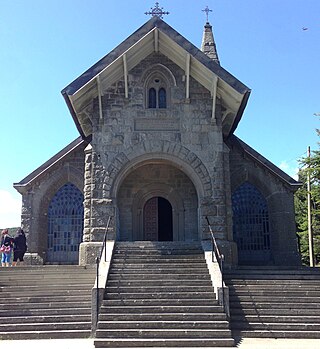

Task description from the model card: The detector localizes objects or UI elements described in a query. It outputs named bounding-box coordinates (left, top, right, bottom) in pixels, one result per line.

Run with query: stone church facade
left=14, top=17, right=301, bottom=267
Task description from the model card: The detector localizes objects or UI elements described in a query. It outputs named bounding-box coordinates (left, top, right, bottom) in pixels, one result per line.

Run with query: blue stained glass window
left=47, top=183, right=84, bottom=264
left=158, top=88, right=166, bottom=108
left=232, top=182, right=271, bottom=263
left=148, top=88, right=156, bottom=108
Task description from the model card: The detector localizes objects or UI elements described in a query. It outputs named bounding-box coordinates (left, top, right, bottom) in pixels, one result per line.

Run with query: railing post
left=96, top=256, right=100, bottom=324
left=220, top=254, right=225, bottom=313
left=205, top=216, right=228, bottom=318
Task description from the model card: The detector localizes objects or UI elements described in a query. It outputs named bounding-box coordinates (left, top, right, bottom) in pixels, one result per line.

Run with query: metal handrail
left=205, top=216, right=225, bottom=313
left=95, top=216, right=112, bottom=323
left=98, top=216, right=112, bottom=263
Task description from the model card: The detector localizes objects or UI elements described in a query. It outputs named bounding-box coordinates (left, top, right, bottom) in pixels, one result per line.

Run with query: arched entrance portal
left=117, top=162, right=199, bottom=242
left=143, top=197, right=173, bottom=241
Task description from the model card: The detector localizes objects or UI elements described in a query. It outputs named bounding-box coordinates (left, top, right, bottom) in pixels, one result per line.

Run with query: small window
left=148, top=88, right=156, bottom=108
left=145, top=74, right=168, bottom=109
left=158, top=88, right=166, bottom=108
left=148, top=87, right=166, bottom=109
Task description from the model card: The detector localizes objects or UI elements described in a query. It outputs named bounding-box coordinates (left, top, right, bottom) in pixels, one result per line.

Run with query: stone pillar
left=20, top=189, right=44, bottom=264
left=268, top=189, right=301, bottom=266
left=79, top=144, right=116, bottom=265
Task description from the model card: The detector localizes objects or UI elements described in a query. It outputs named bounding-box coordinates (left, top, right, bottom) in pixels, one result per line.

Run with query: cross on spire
left=145, top=2, right=169, bottom=19
left=202, top=6, right=212, bottom=23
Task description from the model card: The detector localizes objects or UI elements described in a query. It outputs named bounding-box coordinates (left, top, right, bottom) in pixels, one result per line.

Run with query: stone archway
left=117, top=162, right=198, bottom=242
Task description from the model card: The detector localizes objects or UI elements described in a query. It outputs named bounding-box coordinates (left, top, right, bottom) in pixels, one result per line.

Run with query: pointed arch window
left=146, top=75, right=168, bottom=109
left=232, top=182, right=271, bottom=264
left=158, top=88, right=166, bottom=108
left=148, top=88, right=157, bottom=108
left=47, top=182, right=84, bottom=264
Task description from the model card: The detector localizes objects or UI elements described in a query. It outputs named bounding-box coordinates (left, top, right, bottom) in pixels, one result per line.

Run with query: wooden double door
left=143, top=197, right=173, bottom=241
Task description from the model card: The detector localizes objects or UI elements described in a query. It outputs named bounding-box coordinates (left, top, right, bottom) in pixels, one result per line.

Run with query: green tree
left=295, top=169, right=320, bottom=265
left=296, top=118, right=320, bottom=265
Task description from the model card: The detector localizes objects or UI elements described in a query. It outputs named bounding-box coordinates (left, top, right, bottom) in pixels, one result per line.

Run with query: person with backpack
left=13, top=228, right=27, bottom=266
left=1, top=229, right=14, bottom=267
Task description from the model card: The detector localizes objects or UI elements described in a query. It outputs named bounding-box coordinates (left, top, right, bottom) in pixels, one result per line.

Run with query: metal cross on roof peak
left=145, top=2, right=169, bottom=19
left=202, top=5, right=213, bottom=23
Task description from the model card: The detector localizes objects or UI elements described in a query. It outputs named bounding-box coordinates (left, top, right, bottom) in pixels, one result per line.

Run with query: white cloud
left=0, top=189, right=21, bottom=228
left=279, top=161, right=299, bottom=180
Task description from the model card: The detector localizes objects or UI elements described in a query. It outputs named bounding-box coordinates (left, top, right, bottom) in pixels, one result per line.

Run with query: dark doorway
left=143, top=197, right=173, bottom=241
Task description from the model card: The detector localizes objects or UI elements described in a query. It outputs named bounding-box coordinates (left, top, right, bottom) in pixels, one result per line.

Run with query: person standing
left=13, top=228, right=27, bottom=266
left=1, top=229, right=14, bottom=267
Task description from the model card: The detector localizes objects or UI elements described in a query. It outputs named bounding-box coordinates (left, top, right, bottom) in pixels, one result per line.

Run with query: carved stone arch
left=31, top=165, right=84, bottom=262
left=141, top=63, right=177, bottom=109
left=109, top=140, right=212, bottom=200
left=231, top=166, right=272, bottom=200
left=37, top=165, right=84, bottom=214
left=141, top=63, right=177, bottom=87
left=131, top=183, right=185, bottom=241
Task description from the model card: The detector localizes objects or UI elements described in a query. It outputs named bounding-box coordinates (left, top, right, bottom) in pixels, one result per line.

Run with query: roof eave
left=62, top=91, right=87, bottom=139
left=62, top=17, right=251, bottom=137
left=13, top=137, right=88, bottom=194
left=227, top=135, right=302, bottom=190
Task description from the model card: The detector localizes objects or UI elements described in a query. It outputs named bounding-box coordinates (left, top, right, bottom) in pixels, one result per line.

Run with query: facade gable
left=62, top=17, right=250, bottom=139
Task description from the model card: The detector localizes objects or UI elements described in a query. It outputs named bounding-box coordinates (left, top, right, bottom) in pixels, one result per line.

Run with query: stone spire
left=201, top=7, right=220, bottom=64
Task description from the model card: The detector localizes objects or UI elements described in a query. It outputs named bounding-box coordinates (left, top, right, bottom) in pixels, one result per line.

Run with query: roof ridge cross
left=145, top=2, right=169, bottom=19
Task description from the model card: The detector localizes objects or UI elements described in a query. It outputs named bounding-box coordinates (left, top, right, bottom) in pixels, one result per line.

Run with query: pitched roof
left=62, top=16, right=250, bottom=139
left=227, top=135, right=301, bottom=189
left=13, top=137, right=87, bottom=193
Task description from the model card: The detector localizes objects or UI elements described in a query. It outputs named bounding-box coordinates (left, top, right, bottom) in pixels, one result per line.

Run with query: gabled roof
left=62, top=17, right=250, bottom=139
left=13, top=137, right=87, bottom=194
left=227, top=135, right=301, bottom=189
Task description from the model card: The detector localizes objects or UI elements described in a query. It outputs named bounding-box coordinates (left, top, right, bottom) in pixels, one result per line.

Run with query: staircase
left=94, top=241, right=234, bottom=348
left=224, top=267, right=320, bottom=339
left=0, top=265, right=96, bottom=340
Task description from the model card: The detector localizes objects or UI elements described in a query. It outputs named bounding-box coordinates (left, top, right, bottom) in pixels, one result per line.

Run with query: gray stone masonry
left=80, top=52, right=236, bottom=264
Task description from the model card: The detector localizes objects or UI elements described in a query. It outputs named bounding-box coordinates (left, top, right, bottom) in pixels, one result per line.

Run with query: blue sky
left=0, top=0, right=319, bottom=227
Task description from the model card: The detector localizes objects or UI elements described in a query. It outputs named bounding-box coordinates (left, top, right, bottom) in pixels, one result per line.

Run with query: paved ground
left=2, top=338, right=320, bottom=349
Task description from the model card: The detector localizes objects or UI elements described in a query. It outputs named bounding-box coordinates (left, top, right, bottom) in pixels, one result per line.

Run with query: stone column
left=79, top=144, right=116, bottom=265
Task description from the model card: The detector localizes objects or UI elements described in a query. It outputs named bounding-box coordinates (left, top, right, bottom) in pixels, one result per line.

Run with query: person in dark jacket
left=1, top=229, right=14, bottom=267
left=13, top=228, right=27, bottom=266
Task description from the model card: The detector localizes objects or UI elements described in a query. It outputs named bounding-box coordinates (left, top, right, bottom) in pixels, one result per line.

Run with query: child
left=1, top=229, right=14, bottom=267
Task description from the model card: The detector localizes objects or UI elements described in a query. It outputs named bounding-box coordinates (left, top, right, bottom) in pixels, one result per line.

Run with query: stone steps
left=94, top=241, right=234, bottom=347
left=96, top=329, right=232, bottom=338
left=230, top=295, right=320, bottom=302
left=111, top=259, right=206, bottom=273
left=105, top=292, right=215, bottom=300
left=2, top=314, right=91, bottom=323
left=0, top=295, right=92, bottom=303
left=0, top=321, right=90, bottom=332
left=225, top=267, right=320, bottom=339
left=108, top=273, right=210, bottom=280
left=109, top=268, right=208, bottom=275
left=0, top=307, right=91, bottom=317
left=231, top=315, right=320, bottom=323
left=98, top=313, right=228, bottom=321
left=97, top=321, right=230, bottom=329
left=0, top=300, right=91, bottom=310
left=102, top=299, right=218, bottom=307
left=99, top=305, right=224, bottom=314
left=0, top=330, right=91, bottom=340
left=0, top=265, right=95, bottom=340
left=105, top=286, right=214, bottom=293
left=94, top=338, right=235, bottom=347
left=106, top=280, right=211, bottom=287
